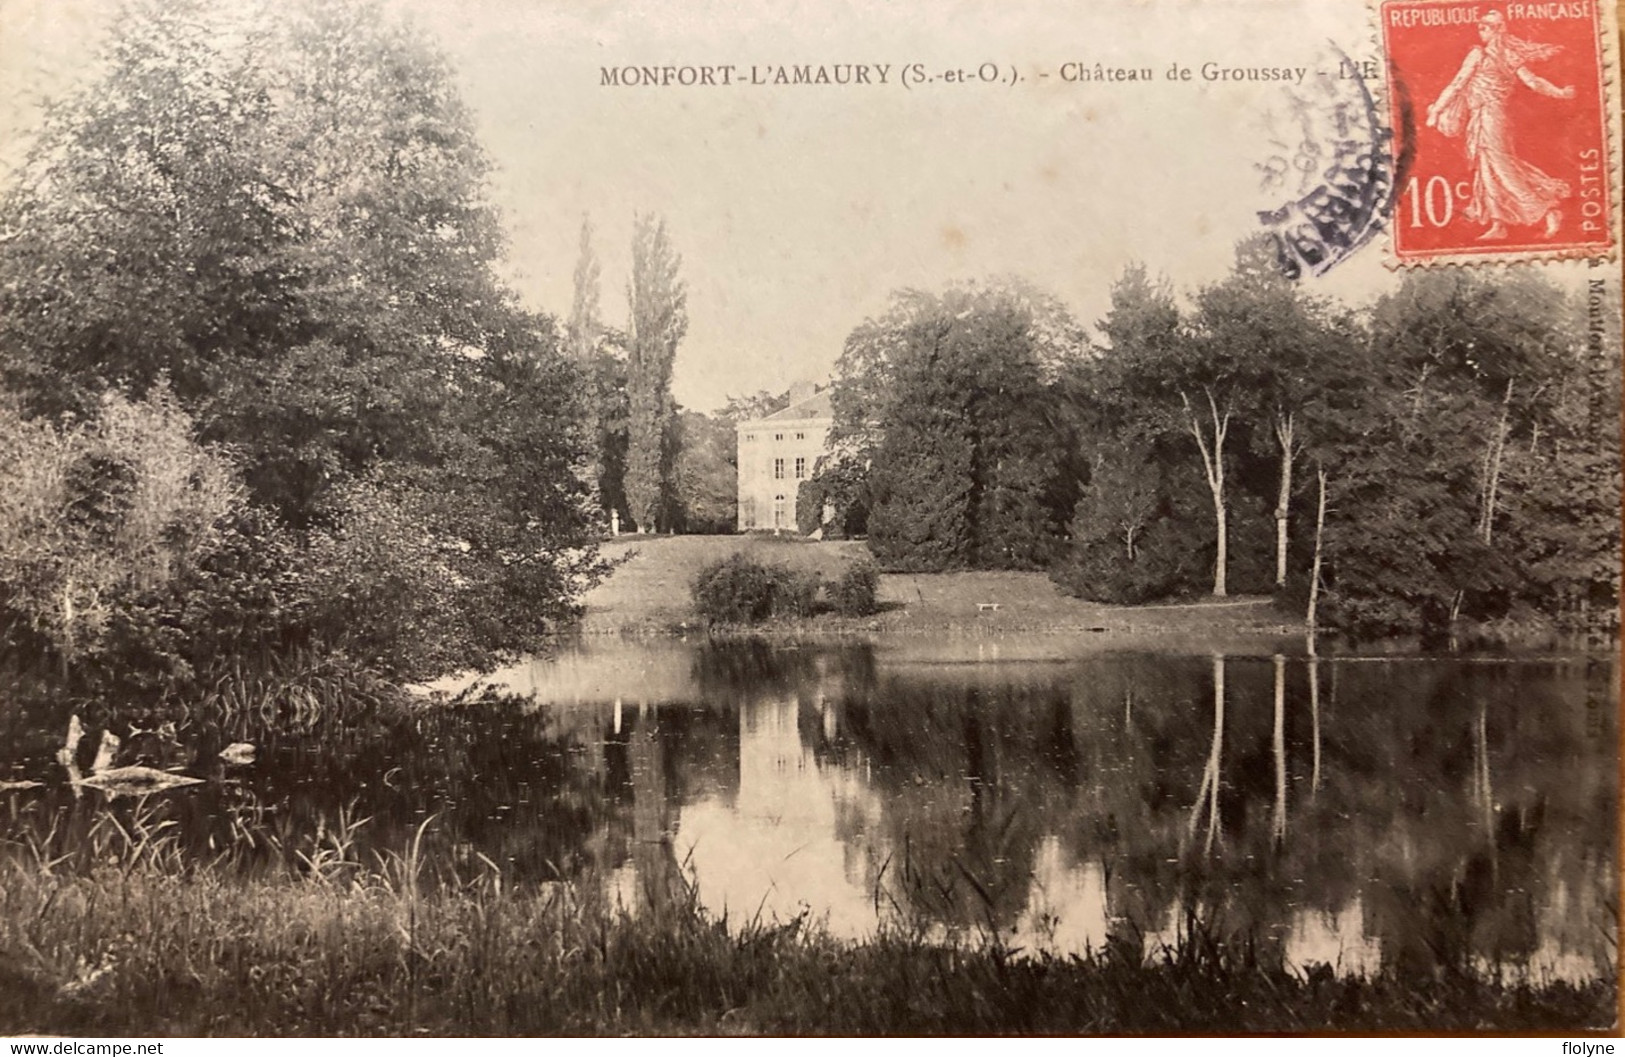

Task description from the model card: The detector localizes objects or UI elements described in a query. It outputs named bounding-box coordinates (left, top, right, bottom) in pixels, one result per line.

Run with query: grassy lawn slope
left=579, top=534, right=1297, bottom=636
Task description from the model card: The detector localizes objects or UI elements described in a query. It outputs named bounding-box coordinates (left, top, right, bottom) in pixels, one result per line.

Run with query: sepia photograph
left=0, top=0, right=1619, bottom=1038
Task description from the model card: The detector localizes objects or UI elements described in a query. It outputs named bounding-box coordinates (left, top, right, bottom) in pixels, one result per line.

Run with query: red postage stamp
left=1380, top=1, right=1615, bottom=262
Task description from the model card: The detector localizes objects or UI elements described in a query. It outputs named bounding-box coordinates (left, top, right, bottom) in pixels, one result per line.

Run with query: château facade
left=735, top=383, right=833, bottom=532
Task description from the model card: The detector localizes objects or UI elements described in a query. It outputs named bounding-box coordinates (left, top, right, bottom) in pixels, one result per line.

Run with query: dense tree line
left=1, top=0, right=1608, bottom=691
left=818, top=254, right=1618, bottom=637
left=0, top=0, right=606, bottom=692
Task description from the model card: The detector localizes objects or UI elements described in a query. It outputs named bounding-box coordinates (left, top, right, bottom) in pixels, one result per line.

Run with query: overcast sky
left=1, top=0, right=1595, bottom=412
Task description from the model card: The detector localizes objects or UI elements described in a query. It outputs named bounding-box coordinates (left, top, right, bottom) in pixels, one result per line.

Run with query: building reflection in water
left=569, top=645, right=1615, bottom=986
left=676, top=692, right=886, bottom=939
left=1284, top=898, right=1382, bottom=978
left=1012, top=837, right=1110, bottom=954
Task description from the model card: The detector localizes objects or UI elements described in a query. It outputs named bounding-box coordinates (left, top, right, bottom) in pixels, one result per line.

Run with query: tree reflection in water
left=0, top=639, right=1614, bottom=984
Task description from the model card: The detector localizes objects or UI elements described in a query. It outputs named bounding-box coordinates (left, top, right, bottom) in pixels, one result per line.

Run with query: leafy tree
left=0, top=0, right=605, bottom=682
left=568, top=217, right=604, bottom=366
left=1052, top=264, right=1210, bottom=599
left=2, top=0, right=503, bottom=521
left=672, top=409, right=737, bottom=533
left=965, top=310, right=1064, bottom=567
left=1051, top=442, right=1213, bottom=604
left=1170, top=248, right=1311, bottom=598
left=868, top=397, right=975, bottom=570
left=1501, top=288, right=1621, bottom=627
left=625, top=212, right=687, bottom=533
left=1082, top=442, right=1161, bottom=563
left=833, top=282, right=1075, bottom=570
left=1082, top=248, right=1345, bottom=599
left=719, top=389, right=791, bottom=425
left=1052, top=253, right=1612, bottom=638
left=832, top=277, right=1084, bottom=456
left=1186, top=242, right=1353, bottom=589
left=1312, top=269, right=1591, bottom=634
left=797, top=455, right=871, bottom=538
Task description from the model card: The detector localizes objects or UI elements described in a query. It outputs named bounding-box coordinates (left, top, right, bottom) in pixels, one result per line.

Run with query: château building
left=735, top=382, right=833, bottom=532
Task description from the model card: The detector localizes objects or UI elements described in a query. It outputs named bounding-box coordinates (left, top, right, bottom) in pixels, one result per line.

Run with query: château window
left=774, top=458, right=785, bottom=479
left=773, top=494, right=786, bottom=529
left=795, top=432, right=805, bottom=440
left=774, top=433, right=784, bottom=441
left=794, top=457, right=806, bottom=479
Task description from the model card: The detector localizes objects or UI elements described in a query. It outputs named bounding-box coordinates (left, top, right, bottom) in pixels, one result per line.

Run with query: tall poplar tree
left=624, top=213, right=686, bottom=533
left=566, top=215, right=605, bottom=504
left=568, top=217, right=603, bottom=366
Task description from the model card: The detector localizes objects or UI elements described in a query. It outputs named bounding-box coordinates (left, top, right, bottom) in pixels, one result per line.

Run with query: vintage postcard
left=0, top=0, right=1618, bottom=1040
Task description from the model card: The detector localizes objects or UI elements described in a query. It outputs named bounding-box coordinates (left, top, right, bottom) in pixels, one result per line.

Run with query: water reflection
left=1284, top=898, right=1381, bottom=978
left=0, top=638, right=1615, bottom=984
left=677, top=693, right=884, bottom=936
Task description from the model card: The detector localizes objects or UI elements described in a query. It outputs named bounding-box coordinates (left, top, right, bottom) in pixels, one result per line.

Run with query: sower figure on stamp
left=1426, top=9, right=1577, bottom=240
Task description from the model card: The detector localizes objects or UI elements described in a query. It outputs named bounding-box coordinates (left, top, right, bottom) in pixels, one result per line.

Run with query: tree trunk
left=1474, top=703, right=1494, bottom=832
left=59, top=580, right=75, bottom=678
left=1182, top=388, right=1231, bottom=597
left=1271, top=654, right=1287, bottom=846
left=1274, top=413, right=1295, bottom=588
left=1184, top=654, right=1226, bottom=857
left=1308, top=652, right=1322, bottom=797
left=1306, top=465, right=1327, bottom=634
left=1478, top=379, right=1514, bottom=545
left=1474, top=702, right=1499, bottom=880
left=1206, top=653, right=1225, bottom=855
left=1402, top=362, right=1432, bottom=443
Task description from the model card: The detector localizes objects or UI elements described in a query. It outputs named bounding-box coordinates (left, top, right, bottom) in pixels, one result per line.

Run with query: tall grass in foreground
left=0, top=810, right=1613, bottom=1037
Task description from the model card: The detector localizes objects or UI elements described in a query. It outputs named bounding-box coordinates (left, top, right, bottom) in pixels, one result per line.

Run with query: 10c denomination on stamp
left=1380, top=0, right=1616, bottom=263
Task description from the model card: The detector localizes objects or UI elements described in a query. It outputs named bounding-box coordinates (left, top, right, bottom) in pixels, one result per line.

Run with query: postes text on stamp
left=1381, top=0, right=1615, bottom=263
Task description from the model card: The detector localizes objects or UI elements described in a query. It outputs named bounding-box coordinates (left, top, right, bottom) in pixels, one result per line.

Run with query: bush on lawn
left=692, top=554, right=821, bottom=624
left=830, top=561, right=880, bottom=616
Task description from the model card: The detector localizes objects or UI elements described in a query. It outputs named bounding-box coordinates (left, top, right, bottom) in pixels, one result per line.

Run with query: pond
left=1, top=635, right=1616, bottom=983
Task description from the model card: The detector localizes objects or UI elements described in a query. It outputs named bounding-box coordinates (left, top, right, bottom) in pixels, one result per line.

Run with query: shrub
left=773, top=567, right=821, bottom=618
left=1050, top=525, right=1198, bottom=605
left=691, top=554, right=822, bottom=624
left=830, top=561, right=880, bottom=616
left=303, top=478, right=484, bottom=680
left=1049, top=456, right=1218, bottom=605
left=692, top=554, right=777, bottom=623
left=0, top=389, right=241, bottom=675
